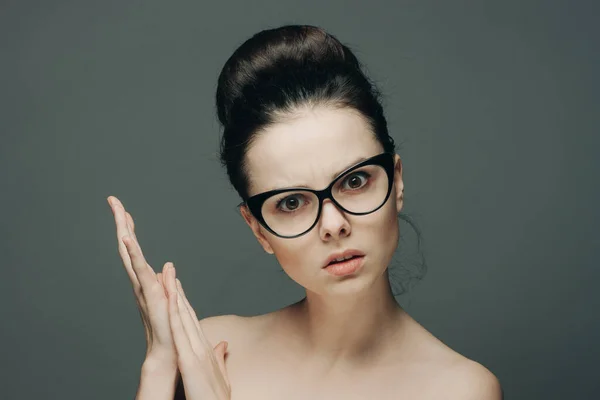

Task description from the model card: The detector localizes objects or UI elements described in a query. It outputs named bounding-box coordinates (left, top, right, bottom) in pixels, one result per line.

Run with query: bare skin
left=110, top=104, right=500, bottom=398
left=199, top=306, right=501, bottom=400
left=193, top=105, right=502, bottom=399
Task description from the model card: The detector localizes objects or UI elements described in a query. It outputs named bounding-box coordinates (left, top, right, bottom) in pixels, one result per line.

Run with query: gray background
left=1, top=0, right=598, bottom=399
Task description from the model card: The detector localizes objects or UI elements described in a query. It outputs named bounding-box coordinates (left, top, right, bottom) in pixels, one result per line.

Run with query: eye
left=342, top=172, right=370, bottom=190
left=276, top=194, right=307, bottom=212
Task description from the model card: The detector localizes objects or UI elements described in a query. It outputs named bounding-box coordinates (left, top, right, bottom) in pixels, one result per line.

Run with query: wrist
left=141, top=356, right=178, bottom=377
left=137, top=359, right=179, bottom=400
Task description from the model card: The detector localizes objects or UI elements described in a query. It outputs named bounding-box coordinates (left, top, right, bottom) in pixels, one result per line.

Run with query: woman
left=108, top=25, right=502, bottom=399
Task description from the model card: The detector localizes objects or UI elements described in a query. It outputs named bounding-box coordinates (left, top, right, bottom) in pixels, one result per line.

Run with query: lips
left=323, top=249, right=365, bottom=268
left=327, top=255, right=361, bottom=265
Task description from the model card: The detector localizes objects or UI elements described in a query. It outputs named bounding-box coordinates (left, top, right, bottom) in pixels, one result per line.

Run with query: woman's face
left=241, top=105, right=404, bottom=296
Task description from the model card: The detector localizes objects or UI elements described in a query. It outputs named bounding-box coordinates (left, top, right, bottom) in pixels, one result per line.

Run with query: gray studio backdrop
left=1, top=1, right=598, bottom=399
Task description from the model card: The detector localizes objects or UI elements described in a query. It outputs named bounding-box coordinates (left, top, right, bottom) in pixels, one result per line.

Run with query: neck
left=285, top=270, right=405, bottom=367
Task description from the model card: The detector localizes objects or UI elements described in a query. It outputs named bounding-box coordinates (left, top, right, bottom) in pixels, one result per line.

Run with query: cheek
left=365, top=197, right=400, bottom=267
left=268, top=235, right=315, bottom=283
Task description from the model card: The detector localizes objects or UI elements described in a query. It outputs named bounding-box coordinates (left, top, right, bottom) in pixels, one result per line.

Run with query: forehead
left=245, top=106, right=383, bottom=195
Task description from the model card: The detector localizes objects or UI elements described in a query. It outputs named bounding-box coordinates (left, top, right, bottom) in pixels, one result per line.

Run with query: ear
left=240, top=205, right=274, bottom=254
left=393, top=154, right=404, bottom=213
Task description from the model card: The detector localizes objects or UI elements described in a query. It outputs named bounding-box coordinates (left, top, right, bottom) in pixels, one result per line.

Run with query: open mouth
left=327, top=255, right=362, bottom=266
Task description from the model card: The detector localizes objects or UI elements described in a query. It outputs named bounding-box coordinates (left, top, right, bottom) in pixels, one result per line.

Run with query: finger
left=124, top=209, right=154, bottom=275
left=176, top=279, right=202, bottom=331
left=213, top=341, right=230, bottom=388
left=125, top=211, right=139, bottom=244
left=162, top=262, right=170, bottom=280
left=176, top=279, right=213, bottom=351
left=157, top=269, right=168, bottom=297
left=170, top=272, right=205, bottom=356
left=108, top=196, right=139, bottom=287
left=125, top=211, right=135, bottom=232
left=122, top=234, right=156, bottom=290
left=125, top=211, right=146, bottom=259
left=156, top=272, right=164, bottom=295
left=166, top=266, right=195, bottom=367
left=159, top=263, right=171, bottom=297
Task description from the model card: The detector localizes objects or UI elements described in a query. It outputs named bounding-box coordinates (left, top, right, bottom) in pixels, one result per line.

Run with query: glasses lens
left=262, top=190, right=319, bottom=237
left=261, top=164, right=389, bottom=237
left=332, top=164, right=389, bottom=213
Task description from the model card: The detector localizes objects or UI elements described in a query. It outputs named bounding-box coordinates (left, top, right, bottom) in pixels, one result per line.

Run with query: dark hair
left=215, top=25, right=426, bottom=296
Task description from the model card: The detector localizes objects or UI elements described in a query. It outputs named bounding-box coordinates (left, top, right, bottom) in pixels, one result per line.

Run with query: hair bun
left=216, top=25, right=361, bottom=127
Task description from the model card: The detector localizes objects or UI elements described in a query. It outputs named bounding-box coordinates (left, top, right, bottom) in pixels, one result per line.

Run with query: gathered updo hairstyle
left=215, top=25, right=426, bottom=295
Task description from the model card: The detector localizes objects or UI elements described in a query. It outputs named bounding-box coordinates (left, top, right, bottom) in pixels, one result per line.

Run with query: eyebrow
left=269, top=155, right=370, bottom=191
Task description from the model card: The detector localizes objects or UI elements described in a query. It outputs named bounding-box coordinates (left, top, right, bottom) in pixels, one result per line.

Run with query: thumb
left=213, top=341, right=230, bottom=383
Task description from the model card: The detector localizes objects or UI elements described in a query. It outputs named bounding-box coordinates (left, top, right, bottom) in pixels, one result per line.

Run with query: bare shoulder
left=437, top=358, right=503, bottom=400
left=198, top=313, right=266, bottom=349
left=198, top=314, right=243, bottom=346
left=400, top=313, right=502, bottom=399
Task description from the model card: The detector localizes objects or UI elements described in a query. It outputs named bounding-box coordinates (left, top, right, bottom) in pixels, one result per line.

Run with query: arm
left=136, top=358, right=179, bottom=400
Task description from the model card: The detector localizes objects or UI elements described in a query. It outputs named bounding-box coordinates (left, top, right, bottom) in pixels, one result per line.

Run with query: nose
left=318, top=199, right=351, bottom=241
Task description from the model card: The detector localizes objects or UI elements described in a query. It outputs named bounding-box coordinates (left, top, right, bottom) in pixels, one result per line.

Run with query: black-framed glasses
left=238, top=152, right=396, bottom=239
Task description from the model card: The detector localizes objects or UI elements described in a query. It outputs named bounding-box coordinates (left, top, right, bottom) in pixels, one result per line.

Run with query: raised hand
left=108, top=195, right=177, bottom=366
left=164, top=265, right=231, bottom=400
